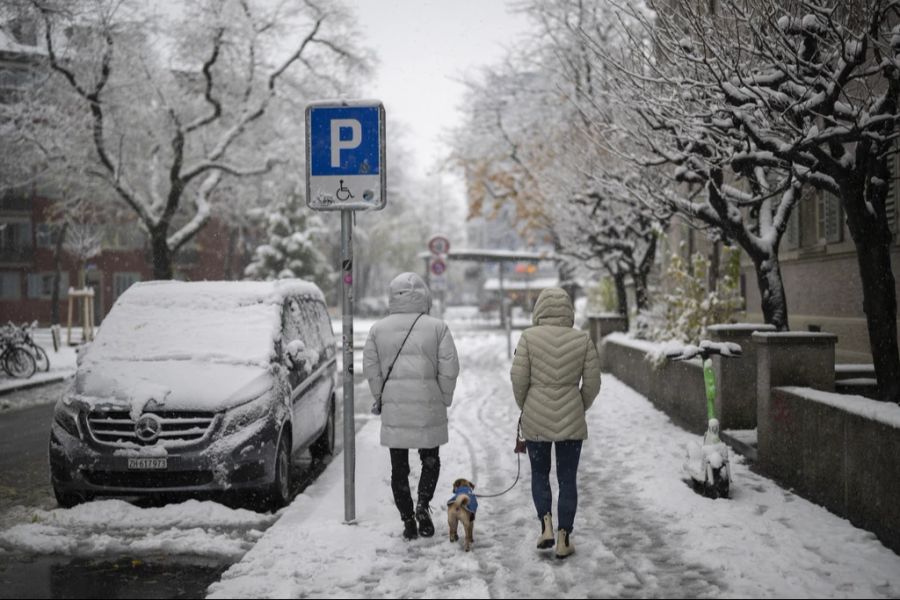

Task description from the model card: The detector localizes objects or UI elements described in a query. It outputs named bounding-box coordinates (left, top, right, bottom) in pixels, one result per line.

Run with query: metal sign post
left=430, top=260, right=447, bottom=319
left=428, top=235, right=450, bottom=319
left=497, top=264, right=512, bottom=359
left=306, top=100, right=386, bottom=524
left=340, top=210, right=355, bottom=524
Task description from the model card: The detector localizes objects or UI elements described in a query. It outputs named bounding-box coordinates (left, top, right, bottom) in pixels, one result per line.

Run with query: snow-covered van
left=49, top=280, right=336, bottom=510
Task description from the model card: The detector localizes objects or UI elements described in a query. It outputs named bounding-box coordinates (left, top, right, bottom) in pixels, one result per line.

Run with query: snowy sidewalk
left=208, top=330, right=900, bottom=599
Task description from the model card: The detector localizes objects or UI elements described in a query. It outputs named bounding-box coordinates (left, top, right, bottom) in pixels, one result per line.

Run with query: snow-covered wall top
left=707, top=323, right=777, bottom=333
left=603, top=332, right=660, bottom=354
left=752, top=331, right=838, bottom=343
left=780, top=387, right=900, bottom=431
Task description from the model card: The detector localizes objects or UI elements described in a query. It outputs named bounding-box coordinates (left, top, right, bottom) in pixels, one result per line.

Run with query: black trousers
left=389, top=447, right=440, bottom=520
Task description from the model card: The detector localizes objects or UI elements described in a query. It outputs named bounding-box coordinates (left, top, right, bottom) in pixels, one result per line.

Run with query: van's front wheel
left=310, top=395, right=336, bottom=461
left=53, top=486, right=87, bottom=509
left=265, top=429, right=292, bottom=512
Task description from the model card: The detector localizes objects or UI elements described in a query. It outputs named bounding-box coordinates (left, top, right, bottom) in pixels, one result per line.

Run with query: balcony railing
left=0, top=196, right=31, bottom=212
left=0, top=246, right=34, bottom=265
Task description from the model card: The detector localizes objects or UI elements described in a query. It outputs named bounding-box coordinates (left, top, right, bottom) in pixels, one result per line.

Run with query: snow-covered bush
left=631, top=304, right=666, bottom=342
left=244, top=196, right=333, bottom=290
left=651, top=248, right=743, bottom=344
left=586, top=278, right=619, bottom=315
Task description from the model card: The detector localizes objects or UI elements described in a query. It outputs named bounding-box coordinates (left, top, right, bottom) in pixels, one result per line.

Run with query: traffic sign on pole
left=430, top=257, right=447, bottom=276
left=306, top=100, right=386, bottom=211
left=305, top=99, right=388, bottom=526
left=428, top=235, right=450, bottom=256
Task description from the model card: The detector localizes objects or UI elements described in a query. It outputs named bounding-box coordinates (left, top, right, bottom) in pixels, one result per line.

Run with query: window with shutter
left=26, top=272, right=68, bottom=299
left=0, top=219, right=32, bottom=250
left=0, top=272, right=21, bottom=300
left=817, top=195, right=843, bottom=244
left=825, top=196, right=842, bottom=243
left=113, top=272, right=141, bottom=301
left=799, top=189, right=818, bottom=248
left=785, top=205, right=800, bottom=250
left=35, top=224, right=61, bottom=249
left=888, top=146, right=899, bottom=236
left=26, top=273, right=41, bottom=298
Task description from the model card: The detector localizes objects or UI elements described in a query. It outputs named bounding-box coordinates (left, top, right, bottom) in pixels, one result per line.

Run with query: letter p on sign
left=331, top=119, right=362, bottom=168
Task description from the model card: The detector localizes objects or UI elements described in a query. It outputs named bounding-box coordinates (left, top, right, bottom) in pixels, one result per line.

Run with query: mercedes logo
left=135, top=414, right=162, bottom=443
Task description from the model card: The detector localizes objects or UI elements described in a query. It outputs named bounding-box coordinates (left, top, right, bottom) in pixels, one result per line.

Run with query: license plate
left=127, top=458, right=168, bottom=470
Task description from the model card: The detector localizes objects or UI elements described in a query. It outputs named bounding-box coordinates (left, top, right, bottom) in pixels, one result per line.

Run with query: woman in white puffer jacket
left=363, top=272, right=460, bottom=541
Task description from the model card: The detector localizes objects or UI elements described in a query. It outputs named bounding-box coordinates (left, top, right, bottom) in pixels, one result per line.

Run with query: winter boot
left=415, top=504, right=435, bottom=538
left=402, top=517, right=419, bottom=541
left=555, top=529, right=574, bottom=559
left=537, top=513, right=554, bottom=549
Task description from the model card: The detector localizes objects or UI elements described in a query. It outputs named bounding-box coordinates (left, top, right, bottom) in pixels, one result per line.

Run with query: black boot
left=415, top=504, right=435, bottom=538
left=402, top=517, right=418, bottom=541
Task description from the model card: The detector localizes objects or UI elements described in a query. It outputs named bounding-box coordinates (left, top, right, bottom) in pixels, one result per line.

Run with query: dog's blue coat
left=446, top=486, right=478, bottom=514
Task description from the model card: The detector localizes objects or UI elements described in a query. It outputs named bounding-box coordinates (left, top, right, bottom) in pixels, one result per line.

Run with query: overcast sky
left=344, top=0, right=531, bottom=179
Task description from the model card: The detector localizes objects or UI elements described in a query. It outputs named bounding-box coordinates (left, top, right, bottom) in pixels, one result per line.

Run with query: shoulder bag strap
left=380, top=313, right=425, bottom=395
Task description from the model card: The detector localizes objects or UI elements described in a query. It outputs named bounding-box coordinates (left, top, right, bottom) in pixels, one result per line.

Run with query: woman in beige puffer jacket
left=510, top=287, right=601, bottom=558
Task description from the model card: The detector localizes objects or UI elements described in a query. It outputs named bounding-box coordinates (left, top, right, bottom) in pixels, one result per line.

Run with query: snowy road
left=0, top=394, right=342, bottom=599
left=211, top=329, right=900, bottom=599
left=0, top=397, right=58, bottom=513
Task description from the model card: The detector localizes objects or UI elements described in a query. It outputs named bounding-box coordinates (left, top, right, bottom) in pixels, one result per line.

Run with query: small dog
left=446, top=478, right=478, bottom=552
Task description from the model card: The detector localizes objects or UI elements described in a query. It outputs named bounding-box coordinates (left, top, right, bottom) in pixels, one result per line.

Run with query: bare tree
left=578, top=174, right=672, bottom=311
left=450, top=5, right=645, bottom=303
left=60, top=200, right=102, bottom=288
left=22, top=0, right=369, bottom=279
left=584, top=0, right=803, bottom=332
left=604, top=0, right=900, bottom=401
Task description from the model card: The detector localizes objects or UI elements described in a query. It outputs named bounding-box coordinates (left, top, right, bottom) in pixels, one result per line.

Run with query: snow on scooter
left=666, top=339, right=742, bottom=499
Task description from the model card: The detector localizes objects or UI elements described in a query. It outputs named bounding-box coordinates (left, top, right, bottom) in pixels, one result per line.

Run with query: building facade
left=0, top=20, right=257, bottom=327
left=0, top=193, right=251, bottom=326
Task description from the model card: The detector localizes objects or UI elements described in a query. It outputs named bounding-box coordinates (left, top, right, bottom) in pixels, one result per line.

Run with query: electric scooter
left=666, top=340, right=742, bottom=499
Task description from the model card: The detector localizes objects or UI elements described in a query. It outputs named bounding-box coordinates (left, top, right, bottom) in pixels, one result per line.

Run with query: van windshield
left=87, top=287, right=283, bottom=368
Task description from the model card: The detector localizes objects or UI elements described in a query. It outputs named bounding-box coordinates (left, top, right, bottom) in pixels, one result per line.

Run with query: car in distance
left=49, top=280, right=336, bottom=511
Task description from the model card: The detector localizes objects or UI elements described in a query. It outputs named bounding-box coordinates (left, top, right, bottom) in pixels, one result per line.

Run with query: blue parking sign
left=306, top=100, right=386, bottom=211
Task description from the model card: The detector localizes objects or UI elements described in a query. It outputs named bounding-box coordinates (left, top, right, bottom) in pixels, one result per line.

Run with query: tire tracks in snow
left=574, top=380, right=726, bottom=598
left=445, top=332, right=519, bottom=595
left=448, top=331, right=584, bottom=598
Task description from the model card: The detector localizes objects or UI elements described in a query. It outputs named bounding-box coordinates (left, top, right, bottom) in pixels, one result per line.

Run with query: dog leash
left=476, top=414, right=525, bottom=499
left=475, top=453, right=522, bottom=498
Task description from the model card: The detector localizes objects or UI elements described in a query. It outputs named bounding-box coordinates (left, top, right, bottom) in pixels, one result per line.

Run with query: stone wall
left=598, top=334, right=707, bottom=434
left=600, top=324, right=777, bottom=432
left=766, top=387, right=900, bottom=553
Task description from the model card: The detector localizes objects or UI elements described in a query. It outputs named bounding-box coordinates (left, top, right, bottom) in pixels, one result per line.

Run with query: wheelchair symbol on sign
left=336, top=179, right=354, bottom=201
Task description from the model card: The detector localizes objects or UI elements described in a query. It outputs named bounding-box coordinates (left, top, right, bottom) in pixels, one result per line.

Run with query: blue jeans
left=526, top=440, right=583, bottom=532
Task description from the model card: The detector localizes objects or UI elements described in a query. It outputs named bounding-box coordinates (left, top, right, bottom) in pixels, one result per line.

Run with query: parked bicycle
left=18, top=321, right=50, bottom=372
left=0, top=328, right=36, bottom=379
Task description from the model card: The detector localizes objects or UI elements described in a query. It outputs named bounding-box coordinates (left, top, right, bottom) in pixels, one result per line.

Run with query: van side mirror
left=285, top=340, right=308, bottom=371
left=75, top=344, right=89, bottom=367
